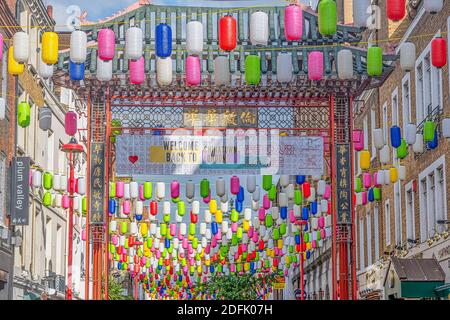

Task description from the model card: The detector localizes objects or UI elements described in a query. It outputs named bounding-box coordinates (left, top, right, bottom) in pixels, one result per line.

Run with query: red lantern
left=386, top=0, right=406, bottom=21
left=259, top=239, right=265, bottom=251
left=219, top=15, right=237, bottom=51
left=432, top=37, right=447, bottom=68
left=150, top=201, right=158, bottom=216
left=190, top=211, right=198, bottom=224
left=128, top=236, right=134, bottom=247
left=302, top=182, right=311, bottom=199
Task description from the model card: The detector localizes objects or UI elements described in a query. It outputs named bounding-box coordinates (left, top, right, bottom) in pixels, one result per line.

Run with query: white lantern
left=150, top=223, right=157, bottom=235
left=163, top=201, right=171, bottom=215
left=205, top=229, right=211, bottom=240
left=251, top=200, right=259, bottom=211
left=250, top=11, right=269, bottom=45
left=60, top=175, right=67, bottom=192
left=130, top=181, right=139, bottom=198
left=96, top=57, right=112, bottom=81
left=0, top=98, right=5, bottom=120
left=413, top=134, right=424, bottom=153
left=380, top=145, right=390, bottom=164
left=74, top=196, right=80, bottom=211
left=205, top=210, right=212, bottom=223
left=156, top=182, right=165, bottom=199
left=130, top=222, right=138, bottom=235
left=286, top=184, right=295, bottom=199
left=276, top=53, right=293, bottom=83
left=398, top=165, right=406, bottom=181
left=321, top=200, right=328, bottom=212
left=39, top=57, right=53, bottom=79
left=325, top=215, right=332, bottom=228
left=311, top=217, right=318, bottom=230
left=383, top=170, right=391, bottom=185
left=253, top=217, right=260, bottom=229
left=109, top=220, right=117, bottom=233
left=260, top=226, right=266, bottom=237
left=317, top=180, right=326, bottom=196
left=279, top=175, right=290, bottom=187
left=192, top=200, right=200, bottom=215
left=252, top=186, right=260, bottom=202
left=123, top=183, right=130, bottom=199
left=54, top=194, right=62, bottom=208
left=70, top=30, right=87, bottom=64
left=32, top=170, right=42, bottom=188
left=186, top=21, right=203, bottom=55
left=424, top=0, right=443, bottom=13
left=307, top=187, right=316, bottom=202
left=278, top=193, right=288, bottom=207
left=156, top=57, right=173, bottom=86
left=373, top=128, right=385, bottom=149
left=226, top=229, right=232, bottom=240
left=201, top=237, right=207, bottom=248
left=376, top=170, right=385, bottom=185
left=293, top=204, right=301, bottom=217
left=405, top=123, right=417, bottom=145
left=220, top=200, right=229, bottom=213
left=222, top=221, right=229, bottom=233
left=272, top=207, right=279, bottom=220
left=337, top=49, right=354, bottom=80
left=135, top=201, right=143, bottom=215
left=214, top=56, right=230, bottom=86
left=247, top=175, right=256, bottom=193
left=53, top=174, right=61, bottom=191
left=352, top=0, right=371, bottom=28
left=77, top=177, right=86, bottom=195
left=200, top=223, right=207, bottom=235
left=125, top=27, right=143, bottom=61
left=13, top=32, right=29, bottom=63
left=244, top=208, right=252, bottom=221
left=400, top=42, right=416, bottom=72
left=355, top=192, right=363, bottom=205
left=442, top=118, right=450, bottom=138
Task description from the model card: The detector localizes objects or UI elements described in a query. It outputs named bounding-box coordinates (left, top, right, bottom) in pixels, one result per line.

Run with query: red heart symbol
left=129, top=155, right=139, bottom=164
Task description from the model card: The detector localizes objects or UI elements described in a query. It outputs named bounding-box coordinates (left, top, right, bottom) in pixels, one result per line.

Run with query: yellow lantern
left=244, top=263, right=250, bottom=271
left=277, top=239, right=283, bottom=249
left=205, top=259, right=210, bottom=266
left=42, top=32, right=59, bottom=65
left=140, top=222, right=148, bottom=237
left=389, top=167, right=398, bottom=183
left=188, top=234, right=194, bottom=241
left=197, top=265, right=202, bottom=273
left=359, top=150, right=371, bottom=170
left=209, top=199, right=217, bottom=214
left=306, top=242, right=312, bottom=250
left=8, top=47, right=24, bottom=75
left=243, top=220, right=250, bottom=231
left=216, top=210, right=223, bottom=223
left=286, top=256, right=291, bottom=264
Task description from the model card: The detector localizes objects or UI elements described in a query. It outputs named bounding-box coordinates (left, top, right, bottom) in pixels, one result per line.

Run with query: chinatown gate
left=54, top=4, right=396, bottom=300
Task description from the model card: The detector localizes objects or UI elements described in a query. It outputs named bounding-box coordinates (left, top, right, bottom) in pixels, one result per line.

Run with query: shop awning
left=434, top=283, right=450, bottom=299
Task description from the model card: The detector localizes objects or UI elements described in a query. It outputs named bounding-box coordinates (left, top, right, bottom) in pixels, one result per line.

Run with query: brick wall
left=354, top=2, right=450, bottom=270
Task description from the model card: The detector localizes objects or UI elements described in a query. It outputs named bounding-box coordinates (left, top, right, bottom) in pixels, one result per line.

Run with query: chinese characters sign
left=90, top=143, right=105, bottom=225
left=183, top=107, right=258, bottom=128
left=10, top=157, right=30, bottom=225
left=335, top=143, right=352, bottom=224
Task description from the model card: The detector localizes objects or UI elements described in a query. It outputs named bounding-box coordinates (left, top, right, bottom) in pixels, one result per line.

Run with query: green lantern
left=172, top=197, right=180, bottom=203
left=109, top=182, right=116, bottom=198
left=163, top=213, right=170, bottom=223
left=294, top=189, right=302, bottom=205
left=280, top=223, right=287, bottom=235
left=424, top=121, right=435, bottom=142
left=18, top=101, right=31, bottom=128
left=82, top=196, right=87, bottom=213
left=245, top=55, right=261, bottom=85
left=189, top=223, right=196, bottom=235
left=318, top=0, right=337, bottom=36
left=397, top=139, right=408, bottom=159
left=178, top=201, right=186, bottom=216
left=367, top=46, right=383, bottom=76
left=43, top=191, right=52, bottom=207
left=160, top=223, right=167, bottom=236
left=231, top=209, right=239, bottom=223
left=121, top=221, right=127, bottom=234
left=43, top=172, right=53, bottom=190
left=262, top=175, right=272, bottom=191
left=304, top=232, right=309, bottom=243
left=273, top=228, right=280, bottom=240
left=147, top=237, right=152, bottom=248
left=265, top=213, right=273, bottom=228
left=143, top=182, right=152, bottom=199
left=237, top=227, right=243, bottom=239
left=355, top=177, right=362, bottom=193
left=200, top=179, right=210, bottom=198
left=268, top=185, right=276, bottom=201
left=373, top=187, right=381, bottom=201
left=231, top=234, right=238, bottom=246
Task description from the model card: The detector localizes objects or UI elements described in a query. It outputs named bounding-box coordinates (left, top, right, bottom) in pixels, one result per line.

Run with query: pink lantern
left=323, top=184, right=331, bottom=200
left=123, top=200, right=131, bottom=215
left=231, top=222, right=238, bottom=233
left=155, top=250, right=161, bottom=259
left=0, top=33, right=3, bottom=61
left=353, top=129, right=364, bottom=151
left=182, top=238, right=188, bottom=249
left=216, top=229, right=222, bottom=239
left=81, top=229, right=86, bottom=241
left=263, top=194, right=270, bottom=209
left=129, top=56, right=145, bottom=85
left=116, top=182, right=124, bottom=198
left=308, top=51, right=324, bottom=80
left=186, top=55, right=201, bottom=85
left=203, top=190, right=211, bottom=203
left=170, top=180, right=180, bottom=198
left=258, top=208, right=266, bottom=221
left=289, top=210, right=296, bottom=223
left=312, top=240, right=316, bottom=249
left=112, top=235, right=118, bottom=245
left=205, top=245, right=211, bottom=254
left=361, top=192, right=367, bottom=205
left=139, top=184, right=145, bottom=200
left=318, top=216, right=325, bottom=229
left=284, top=4, right=303, bottom=41
left=363, top=173, right=372, bottom=188
left=98, top=29, right=115, bottom=61
left=65, top=111, right=78, bottom=136
left=170, top=223, right=176, bottom=236
left=62, top=195, right=70, bottom=209
left=230, top=176, right=240, bottom=195
left=230, top=264, right=236, bottom=273
left=320, top=228, right=326, bottom=239
left=211, top=237, right=217, bottom=248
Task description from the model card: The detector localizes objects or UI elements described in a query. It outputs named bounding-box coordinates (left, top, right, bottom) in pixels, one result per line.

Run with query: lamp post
left=61, top=137, right=84, bottom=300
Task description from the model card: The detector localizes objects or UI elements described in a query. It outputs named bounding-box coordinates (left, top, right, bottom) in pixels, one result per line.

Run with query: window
left=391, top=88, right=399, bottom=126
left=370, top=109, right=376, bottom=159
left=374, top=204, right=380, bottom=261
left=359, top=217, right=365, bottom=270
left=415, top=34, right=444, bottom=124
left=402, top=73, right=412, bottom=132
left=419, top=156, right=447, bottom=241
left=382, top=103, right=388, bottom=143
left=366, top=210, right=372, bottom=266
left=405, top=182, right=415, bottom=241
left=394, top=182, right=402, bottom=245
left=385, top=200, right=391, bottom=246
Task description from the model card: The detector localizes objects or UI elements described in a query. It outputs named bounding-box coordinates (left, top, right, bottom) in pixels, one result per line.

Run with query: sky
left=44, top=0, right=317, bottom=30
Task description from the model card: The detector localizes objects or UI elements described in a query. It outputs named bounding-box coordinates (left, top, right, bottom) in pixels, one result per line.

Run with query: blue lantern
left=237, top=186, right=245, bottom=202
left=311, top=201, right=318, bottom=215
left=210, top=265, right=215, bottom=273
left=306, top=251, right=311, bottom=259
left=235, top=199, right=243, bottom=213
left=368, top=188, right=375, bottom=202
left=296, top=175, right=306, bottom=185
left=135, top=214, right=143, bottom=221
left=295, top=234, right=301, bottom=244
left=165, top=238, right=170, bottom=249
left=280, top=207, right=287, bottom=219
left=69, top=61, right=85, bottom=81
left=427, top=129, right=438, bottom=149
left=390, top=125, right=402, bottom=148
left=156, top=23, right=172, bottom=58
left=211, top=222, right=218, bottom=235
left=302, top=207, right=309, bottom=221
left=108, top=199, right=116, bottom=214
